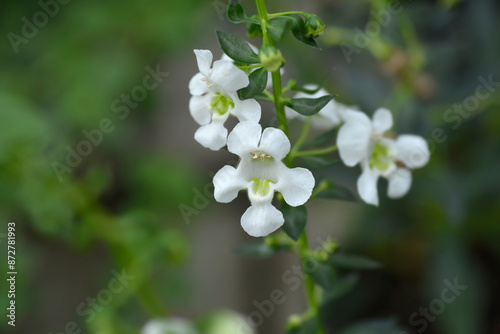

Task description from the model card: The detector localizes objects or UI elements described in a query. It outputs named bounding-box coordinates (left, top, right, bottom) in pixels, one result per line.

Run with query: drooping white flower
left=142, top=318, right=197, bottom=334
left=337, top=108, right=430, bottom=206
left=189, top=49, right=261, bottom=151
left=213, top=122, right=315, bottom=237
left=285, top=84, right=357, bottom=130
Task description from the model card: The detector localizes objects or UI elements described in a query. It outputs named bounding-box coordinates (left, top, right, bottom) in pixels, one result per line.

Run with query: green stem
left=238, top=64, right=262, bottom=70
left=272, top=70, right=289, bottom=137
left=294, top=145, right=338, bottom=158
left=290, top=119, right=311, bottom=156
left=268, top=11, right=305, bottom=18
left=298, top=231, right=325, bottom=334
left=262, top=90, right=275, bottom=102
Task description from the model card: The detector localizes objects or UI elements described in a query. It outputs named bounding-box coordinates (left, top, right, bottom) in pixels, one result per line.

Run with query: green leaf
left=301, top=128, right=338, bottom=149
left=234, top=242, right=277, bottom=258
left=300, top=155, right=339, bottom=169
left=316, top=182, right=358, bottom=202
left=285, top=95, right=334, bottom=116
left=216, top=31, right=260, bottom=64
left=329, top=253, right=381, bottom=270
left=238, top=67, right=268, bottom=100
left=321, top=273, right=360, bottom=305
left=288, top=14, right=320, bottom=49
left=268, top=17, right=292, bottom=41
left=308, top=261, right=337, bottom=290
left=281, top=204, right=307, bottom=241
left=227, top=0, right=246, bottom=23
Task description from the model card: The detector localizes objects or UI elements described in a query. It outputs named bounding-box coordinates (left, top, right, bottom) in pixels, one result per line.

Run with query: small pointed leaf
left=285, top=95, right=334, bottom=116
left=238, top=67, right=268, bottom=100
left=216, top=31, right=260, bottom=64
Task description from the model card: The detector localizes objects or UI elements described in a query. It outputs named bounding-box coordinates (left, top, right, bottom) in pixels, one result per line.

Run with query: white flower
left=142, top=318, right=197, bottom=334
left=213, top=122, right=315, bottom=237
left=189, top=49, right=261, bottom=151
left=338, top=108, right=430, bottom=206
left=285, top=84, right=356, bottom=130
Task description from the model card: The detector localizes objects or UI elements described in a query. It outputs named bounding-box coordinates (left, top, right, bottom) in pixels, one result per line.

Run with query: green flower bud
left=259, top=45, right=285, bottom=72
left=304, top=14, right=325, bottom=38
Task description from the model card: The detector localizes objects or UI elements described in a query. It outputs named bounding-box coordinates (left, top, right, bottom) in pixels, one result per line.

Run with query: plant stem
left=290, top=119, right=311, bottom=156
left=272, top=70, right=289, bottom=137
left=238, top=64, right=263, bottom=70
left=294, top=145, right=338, bottom=158
left=298, top=231, right=325, bottom=334
left=268, top=11, right=305, bottom=18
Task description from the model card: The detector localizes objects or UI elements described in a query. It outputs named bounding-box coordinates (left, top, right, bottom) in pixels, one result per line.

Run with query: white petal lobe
left=213, top=166, right=246, bottom=203
left=387, top=168, right=412, bottom=199
left=210, top=60, right=249, bottom=91
left=275, top=166, right=315, bottom=206
left=338, top=110, right=372, bottom=167
left=194, top=122, right=228, bottom=151
left=227, top=121, right=261, bottom=157
left=396, top=135, right=430, bottom=169
left=259, top=127, right=290, bottom=161
left=372, top=108, right=393, bottom=134
left=357, top=163, right=380, bottom=206
left=241, top=204, right=284, bottom=237
left=193, top=49, right=213, bottom=77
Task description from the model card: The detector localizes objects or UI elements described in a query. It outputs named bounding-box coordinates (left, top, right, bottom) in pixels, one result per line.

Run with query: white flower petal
left=259, top=127, right=290, bottom=161
left=241, top=203, right=284, bottom=237
left=189, top=94, right=211, bottom=125
left=193, top=49, right=213, bottom=76
left=213, top=166, right=246, bottom=203
left=188, top=72, right=209, bottom=96
left=387, top=168, right=412, bottom=199
left=194, top=121, right=228, bottom=151
left=231, top=97, right=261, bottom=123
left=372, top=108, right=393, bottom=134
left=275, top=166, right=315, bottom=206
left=357, top=162, right=380, bottom=206
left=227, top=121, right=261, bottom=157
left=396, top=135, right=430, bottom=169
left=337, top=110, right=372, bottom=167
left=210, top=60, right=249, bottom=91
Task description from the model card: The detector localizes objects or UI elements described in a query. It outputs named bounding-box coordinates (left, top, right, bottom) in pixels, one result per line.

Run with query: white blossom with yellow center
left=189, top=49, right=261, bottom=151
left=213, top=122, right=315, bottom=237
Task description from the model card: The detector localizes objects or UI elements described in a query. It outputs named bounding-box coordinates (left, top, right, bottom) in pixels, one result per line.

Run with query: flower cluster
left=188, top=19, right=429, bottom=238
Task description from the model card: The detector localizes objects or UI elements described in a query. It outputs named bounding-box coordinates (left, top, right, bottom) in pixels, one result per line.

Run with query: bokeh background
left=1, top=0, right=499, bottom=333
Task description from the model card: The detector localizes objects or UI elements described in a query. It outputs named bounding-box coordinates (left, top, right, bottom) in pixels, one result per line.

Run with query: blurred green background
left=0, top=0, right=499, bottom=333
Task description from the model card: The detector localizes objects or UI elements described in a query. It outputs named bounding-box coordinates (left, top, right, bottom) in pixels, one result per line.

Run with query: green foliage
left=238, top=67, right=268, bottom=100
left=285, top=95, right=334, bottom=116
left=216, top=31, right=260, bottom=64
left=281, top=204, right=307, bottom=241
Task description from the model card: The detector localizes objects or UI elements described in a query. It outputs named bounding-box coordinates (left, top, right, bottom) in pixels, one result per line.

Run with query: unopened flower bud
left=304, top=14, right=325, bottom=38
left=259, top=45, right=285, bottom=72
